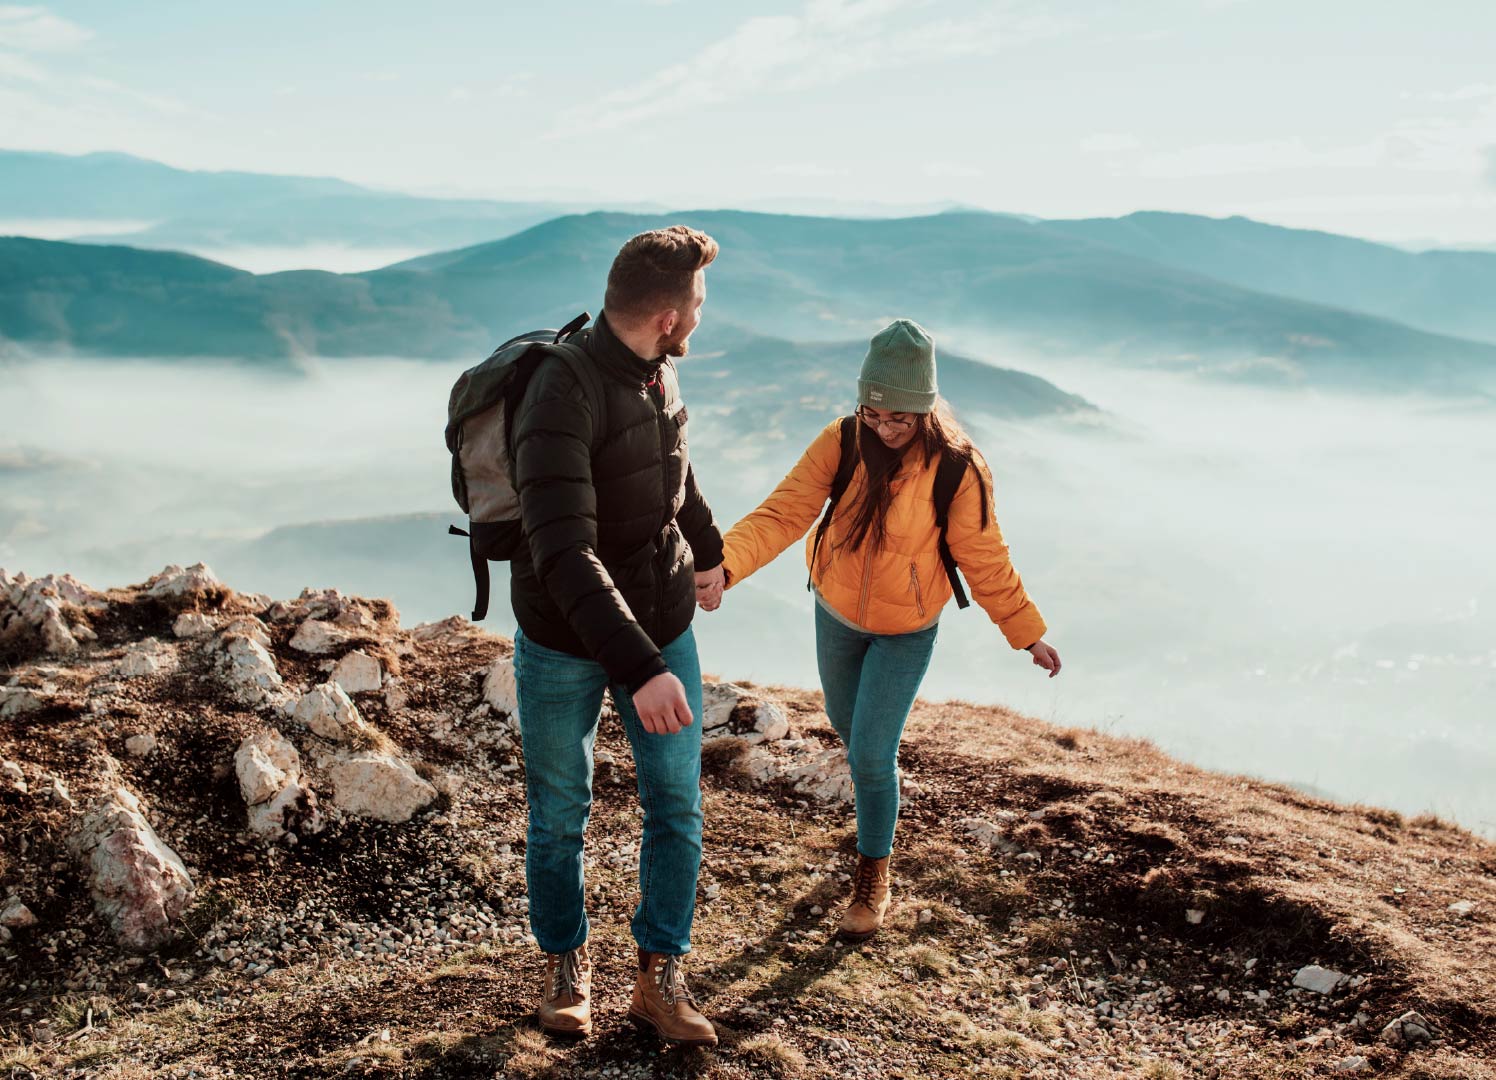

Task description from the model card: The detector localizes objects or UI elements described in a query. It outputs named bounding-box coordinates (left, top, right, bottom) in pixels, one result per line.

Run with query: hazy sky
left=3, top=1, right=1495, bottom=243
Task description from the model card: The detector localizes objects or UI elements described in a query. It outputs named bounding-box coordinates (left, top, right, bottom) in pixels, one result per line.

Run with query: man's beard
left=656, top=329, right=691, bottom=358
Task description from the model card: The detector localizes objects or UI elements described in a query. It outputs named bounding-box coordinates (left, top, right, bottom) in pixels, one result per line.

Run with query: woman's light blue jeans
left=815, top=602, right=938, bottom=859
left=513, top=626, right=704, bottom=957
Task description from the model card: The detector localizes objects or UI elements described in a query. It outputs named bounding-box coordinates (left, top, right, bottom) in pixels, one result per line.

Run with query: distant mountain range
left=5, top=209, right=1496, bottom=393
left=0, top=150, right=660, bottom=253
left=1039, top=212, right=1496, bottom=345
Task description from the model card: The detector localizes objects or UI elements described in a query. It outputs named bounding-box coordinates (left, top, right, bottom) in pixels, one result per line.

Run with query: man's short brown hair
left=604, top=225, right=719, bottom=323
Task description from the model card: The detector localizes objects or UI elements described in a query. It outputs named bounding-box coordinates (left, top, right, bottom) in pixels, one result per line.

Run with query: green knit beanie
left=858, top=318, right=937, bottom=414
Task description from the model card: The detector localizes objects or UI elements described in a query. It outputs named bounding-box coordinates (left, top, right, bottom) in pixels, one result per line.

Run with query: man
left=509, top=225, right=727, bottom=1046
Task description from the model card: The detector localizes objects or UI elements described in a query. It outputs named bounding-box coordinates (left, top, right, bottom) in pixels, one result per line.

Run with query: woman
left=709, top=318, right=1061, bottom=943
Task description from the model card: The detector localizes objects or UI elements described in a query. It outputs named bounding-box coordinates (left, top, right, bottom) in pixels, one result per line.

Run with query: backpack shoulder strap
left=806, top=416, right=860, bottom=593
left=543, top=335, right=608, bottom=453
left=932, top=451, right=971, bottom=609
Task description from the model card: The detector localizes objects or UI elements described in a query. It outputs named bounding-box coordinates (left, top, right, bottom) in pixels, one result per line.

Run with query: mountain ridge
left=1, top=565, right=1492, bottom=1077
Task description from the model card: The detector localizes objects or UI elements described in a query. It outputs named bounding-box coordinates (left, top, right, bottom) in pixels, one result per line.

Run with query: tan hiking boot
left=538, top=943, right=592, bottom=1038
left=627, top=948, right=718, bottom=1047
left=838, top=853, right=892, bottom=942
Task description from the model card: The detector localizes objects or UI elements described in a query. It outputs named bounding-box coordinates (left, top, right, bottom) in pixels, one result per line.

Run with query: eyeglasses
left=856, top=405, right=916, bottom=433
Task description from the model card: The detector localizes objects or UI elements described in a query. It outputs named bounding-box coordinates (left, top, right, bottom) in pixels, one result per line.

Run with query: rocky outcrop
left=66, top=787, right=195, bottom=952
left=0, top=569, right=100, bottom=658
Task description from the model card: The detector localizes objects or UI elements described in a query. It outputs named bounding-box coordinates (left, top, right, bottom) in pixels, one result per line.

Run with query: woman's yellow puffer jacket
left=721, top=419, right=1046, bottom=648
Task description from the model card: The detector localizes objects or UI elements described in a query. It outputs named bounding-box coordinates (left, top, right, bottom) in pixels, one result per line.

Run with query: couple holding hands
left=505, top=225, right=1061, bottom=1046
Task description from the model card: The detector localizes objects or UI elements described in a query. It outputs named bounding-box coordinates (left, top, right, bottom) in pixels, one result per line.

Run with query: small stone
left=1, top=760, right=25, bottom=792
left=1185, top=908, right=1205, bottom=925
left=1380, top=1010, right=1433, bottom=1048
left=1447, top=900, right=1475, bottom=917
left=918, top=908, right=934, bottom=924
left=125, top=733, right=158, bottom=758
left=1292, top=965, right=1347, bottom=995
left=1, top=897, right=38, bottom=930
left=1335, top=1056, right=1368, bottom=1073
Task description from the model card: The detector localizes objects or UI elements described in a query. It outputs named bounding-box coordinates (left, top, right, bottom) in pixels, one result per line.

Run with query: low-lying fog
left=3, top=353, right=1492, bottom=835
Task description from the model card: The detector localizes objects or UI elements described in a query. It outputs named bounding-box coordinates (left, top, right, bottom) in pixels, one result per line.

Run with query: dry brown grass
left=738, top=1032, right=808, bottom=1075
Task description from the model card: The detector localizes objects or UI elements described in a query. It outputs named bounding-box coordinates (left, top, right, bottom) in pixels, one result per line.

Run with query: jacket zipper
left=909, top=563, right=926, bottom=619
left=651, top=374, right=670, bottom=621
left=856, top=542, right=874, bottom=626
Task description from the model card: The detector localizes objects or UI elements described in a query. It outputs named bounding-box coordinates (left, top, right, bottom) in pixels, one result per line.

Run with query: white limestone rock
left=2, top=759, right=27, bottom=793
left=0, top=686, right=42, bottom=720
left=331, top=650, right=383, bottom=694
left=328, top=751, right=436, bottom=823
left=124, top=733, right=158, bottom=758
left=482, top=657, right=519, bottom=716
left=1381, top=1010, right=1433, bottom=1048
left=0, top=571, right=96, bottom=656
left=172, top=612, right=216, bottom=639
left=235, top=730, right=299, bottom=805
left=293, top=682, right=369, bottom=742
left=1293, top=965, right=1347, bottom=995
left=219, top=616, right=271, bottom=649
left=67, top=787, right=195, bottom=952
left=233, top=730, right=321, bottom=840
left=115, top=638, right=174, bottom=679
left=783, top=746, right=856, bottom=804
left=143, top=563, right=222, bottom=606
left=289, top=619, right=355, bottom=655
left=701, top=682, right=790, bottom=744
left=214, top=634, right=286, bottom=707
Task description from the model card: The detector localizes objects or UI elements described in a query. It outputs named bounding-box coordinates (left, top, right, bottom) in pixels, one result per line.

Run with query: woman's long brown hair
left=834, top=399, right=991, bottom=556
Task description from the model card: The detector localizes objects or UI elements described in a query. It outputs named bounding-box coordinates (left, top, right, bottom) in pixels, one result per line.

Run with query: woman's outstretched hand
left=1027, top=640, right=1062, bottom=678
left=695, top=565, right=725, bottom=612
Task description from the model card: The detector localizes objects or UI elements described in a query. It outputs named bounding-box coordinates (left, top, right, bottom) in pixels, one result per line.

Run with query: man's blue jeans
left=815, top=602, right=938, bottom=859
left=513, top=626, right=704, bottom=957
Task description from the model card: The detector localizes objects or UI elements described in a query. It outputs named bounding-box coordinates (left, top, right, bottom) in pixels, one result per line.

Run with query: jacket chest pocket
left=663, top=401, right=688, bottom=449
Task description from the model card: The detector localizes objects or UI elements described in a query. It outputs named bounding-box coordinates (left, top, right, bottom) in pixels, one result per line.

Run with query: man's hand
left=1027, top=640, right=1062, bottom=678
left=694, top=564, right=725, bottom=612
left=632, top=672, right=695, bottom=734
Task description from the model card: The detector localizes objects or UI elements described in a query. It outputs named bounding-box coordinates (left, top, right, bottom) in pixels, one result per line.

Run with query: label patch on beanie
left=867, top=388, right=885, bottom=402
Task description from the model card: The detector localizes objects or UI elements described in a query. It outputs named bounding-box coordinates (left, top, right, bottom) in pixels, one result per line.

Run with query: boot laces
left=549, top=948, right=586, bottom=1002
left=852, top=858, right=881, bottom=909
left=655, top=954, right=697, bottom=1007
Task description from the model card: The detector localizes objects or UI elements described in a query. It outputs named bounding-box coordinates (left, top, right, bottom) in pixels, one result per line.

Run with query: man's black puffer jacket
left=510, top=312, right=724, bottom=693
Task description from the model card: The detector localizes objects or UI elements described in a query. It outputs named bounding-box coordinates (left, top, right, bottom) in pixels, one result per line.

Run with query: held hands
left=1027, top=639, right=1062, bottom=678
left=632, top=672, right=695, bottom=735
left=694, top=564, right=725, bottom=612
